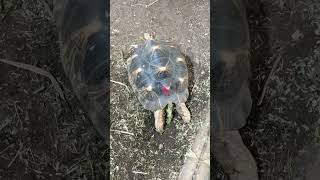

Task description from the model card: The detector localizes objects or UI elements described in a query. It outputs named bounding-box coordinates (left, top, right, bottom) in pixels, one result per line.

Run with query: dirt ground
left=0, top=1, right=107, bottom=179
left=110, top=0, right=210, bottom=179
left=1, top=0, right=320, bottom=180
left=213, top=0, right=320, bottom=179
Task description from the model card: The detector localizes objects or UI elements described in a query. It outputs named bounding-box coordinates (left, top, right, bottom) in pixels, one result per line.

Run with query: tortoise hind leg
left=154, top=109, right=165, bottom=133
left=176, top=103, right=191, bottom=123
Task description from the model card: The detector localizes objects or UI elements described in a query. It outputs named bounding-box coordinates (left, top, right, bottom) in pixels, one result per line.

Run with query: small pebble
left=159, top=144, right=163, bottom=149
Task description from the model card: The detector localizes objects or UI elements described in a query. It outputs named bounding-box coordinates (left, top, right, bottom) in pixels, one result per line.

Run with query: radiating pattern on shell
left=128, top=39, right=189, bottom=111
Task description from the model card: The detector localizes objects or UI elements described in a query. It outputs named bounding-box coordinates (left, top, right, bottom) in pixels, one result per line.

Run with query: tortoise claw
left=154, top=109, right=165, bottom=134
left=176, top=103, right=191, bottom=123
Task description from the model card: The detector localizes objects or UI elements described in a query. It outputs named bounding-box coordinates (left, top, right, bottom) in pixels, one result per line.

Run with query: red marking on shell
left=161, top=85, right=170, bottom=96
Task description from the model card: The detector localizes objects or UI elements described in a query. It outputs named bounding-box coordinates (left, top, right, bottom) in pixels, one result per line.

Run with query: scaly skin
left=154, top=109, right=165, bottom=134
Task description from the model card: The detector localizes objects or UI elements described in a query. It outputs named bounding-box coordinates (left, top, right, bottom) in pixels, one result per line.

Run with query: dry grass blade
left=7, top=142, right=23, bottom=168
left=111, top=129, right=134, bottom=136
left=111, top=79, right=131, bottom=93
left=146, top=0, right=160, bottom=8
left=131, top=0, right=159, bottom=8
left=0, top=58, right=66, bottom=101
left=258, top=55, right=282, bottom=105
left=132, top=171, right=148, bottom=175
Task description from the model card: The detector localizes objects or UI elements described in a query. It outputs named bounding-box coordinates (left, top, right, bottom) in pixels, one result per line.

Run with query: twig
left=66, top=157, right=86, bottom=175
left=13, top=101, right=22, bottom=127
left=146, top=0, right=160, bottom=7
left=132, top=171, right=148, bottom=175
left=0, top=144, right=13, bottom=154
left=111, top=79, right=131, bottom=93
left=111, top=129, right=134, bottom=136
left=257, top=55, right=282, bottom=106
left=131, top=0, right=159, bottom=8
left=0, top=59, right=66, bottom=101
left=7, top=143, right=23, bottom=168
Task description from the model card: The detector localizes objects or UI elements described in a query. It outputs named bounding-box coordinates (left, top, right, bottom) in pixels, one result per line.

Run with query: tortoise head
left=144, top=32, right=156, bottom=40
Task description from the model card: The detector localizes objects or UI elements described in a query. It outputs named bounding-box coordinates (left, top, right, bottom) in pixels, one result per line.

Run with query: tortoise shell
left=127, top=39, right=189, bottom=111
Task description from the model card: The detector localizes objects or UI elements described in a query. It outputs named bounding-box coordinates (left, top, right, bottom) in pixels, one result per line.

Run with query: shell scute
left=128, top=39, right=189, bottom=111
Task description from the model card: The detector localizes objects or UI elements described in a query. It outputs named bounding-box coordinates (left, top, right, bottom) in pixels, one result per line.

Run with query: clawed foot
left=154, top=103, right=191, bottom=134
left=176, top=103, right=191, bottom=123
left=154, top=109, right=165, bottom=133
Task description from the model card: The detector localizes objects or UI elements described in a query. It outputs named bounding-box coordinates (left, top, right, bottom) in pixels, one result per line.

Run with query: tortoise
left=127, top=33, right=191, bottom=133
left=53, top=0, right=108, bottom=141
left=212, top=0, right=258, bottom=179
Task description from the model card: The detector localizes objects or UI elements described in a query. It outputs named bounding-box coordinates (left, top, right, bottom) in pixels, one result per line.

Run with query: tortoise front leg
left=154, top=109, right=165, bottom=133
left=176, top=103, right=191, bottom=123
